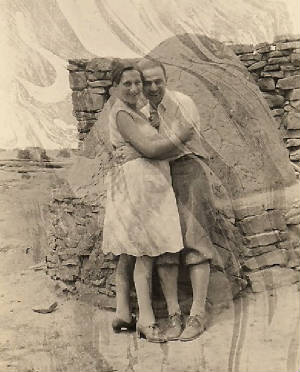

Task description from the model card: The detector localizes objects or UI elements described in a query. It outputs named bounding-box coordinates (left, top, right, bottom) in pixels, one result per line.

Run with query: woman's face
left=116, top=69, right=143, bottom=105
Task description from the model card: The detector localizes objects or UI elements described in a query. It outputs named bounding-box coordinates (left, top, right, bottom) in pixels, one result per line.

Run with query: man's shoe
left=179, top=313, right=207, bottom=342
left=164, top=313, right=183, bottom=341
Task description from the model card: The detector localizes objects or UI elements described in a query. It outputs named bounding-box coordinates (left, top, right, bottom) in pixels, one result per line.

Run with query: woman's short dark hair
left=111, top=60, right=142, bottom=85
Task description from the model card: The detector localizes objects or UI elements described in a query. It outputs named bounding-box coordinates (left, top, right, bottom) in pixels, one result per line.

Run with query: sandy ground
left=0, top=160, right=299, bottom=372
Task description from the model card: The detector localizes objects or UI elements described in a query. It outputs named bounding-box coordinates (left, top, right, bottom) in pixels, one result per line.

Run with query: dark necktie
left=149, top=106, right=160, bottom=130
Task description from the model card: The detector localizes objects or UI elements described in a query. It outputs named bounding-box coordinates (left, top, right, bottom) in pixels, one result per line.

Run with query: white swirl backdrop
left=0, top=0, right=299, bottom=149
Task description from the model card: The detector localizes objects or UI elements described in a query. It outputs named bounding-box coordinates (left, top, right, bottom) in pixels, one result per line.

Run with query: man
left=138, top=59, right=216, bottom=342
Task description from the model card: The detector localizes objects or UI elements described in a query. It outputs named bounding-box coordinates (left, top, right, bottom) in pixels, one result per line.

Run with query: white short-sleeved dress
left=102, top=98, right=183, bottom=257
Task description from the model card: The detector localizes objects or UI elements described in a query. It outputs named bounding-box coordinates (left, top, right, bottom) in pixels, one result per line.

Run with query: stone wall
left=231, top=35, right=300, bottom=175
left=67, top=58, right=113, bottom=148
left=46, top=34, right=299, bottom=311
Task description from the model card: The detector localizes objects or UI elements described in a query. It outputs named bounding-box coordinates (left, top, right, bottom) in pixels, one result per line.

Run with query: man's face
left=142, top=66, right=167, bottom=107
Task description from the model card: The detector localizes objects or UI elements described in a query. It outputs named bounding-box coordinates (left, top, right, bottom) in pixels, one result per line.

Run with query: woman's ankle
left=115, top=310, right=132, bottom=322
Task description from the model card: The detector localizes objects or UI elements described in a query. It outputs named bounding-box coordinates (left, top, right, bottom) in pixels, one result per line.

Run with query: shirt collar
left=149, top=89, right=173, bottom=113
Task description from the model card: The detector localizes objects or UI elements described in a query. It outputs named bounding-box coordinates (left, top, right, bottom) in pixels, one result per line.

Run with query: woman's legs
left=134, top=256, right=155, bottom=325
left=115, top=254, right=135, bottom=322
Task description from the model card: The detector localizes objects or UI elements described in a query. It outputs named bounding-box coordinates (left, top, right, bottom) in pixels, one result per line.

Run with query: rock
left=264, top=64, right=280, bottom=71
left=285, top=204, right=300, bottom=221
left=57, top=266, right=79, bottom=281
left=248, top=61, right=267, bottom=71
left=234, top=204, right=265, bottom=220
left=286, top=112, right=300, bottom=129
left=290, top=149, right=300, bottom=161
left=272, top=109, right=284, bottom=116
left=240, top=53, right=261, bottom=61
left=285, top=203, right=300, bottom=221
left=255, top=42, right=269, bottom=49
left=256, top=45, right=272, bottom=53
left=276, top=41, right=300, bottom=50
left=72, top=90, right=105, bottom=112
left=262, top=93, right=285, bottom=108
left=91, top=279, right=105, bottom=287
left=286, top=214, right=300, bottom=225
left=89, top=87, right=106, bottom=95
left=249, top=72, right=259, bottom=82
left=244, top=244, right=278, bottom=257
left=284, top=129, right=300, bottom=138
left=276, top=75, right=300, bottom=89
left=287, top=89, right=300, bottom=100
left=243, top=250, right=287, bottom=270
left=231, top=44, right=254, bottom=55
left=87, top=71, right=108, bottom=81
left=267, top=50, right=290, bottom=58
left=258, top=78, right=275, bottom=91
left=286, top=138, right=300, bottom=147
left=68, top=59, right=89, bottom=67
left=243, top=60, right=257, bottom=67
left=280, top=64, right=299, bottom=71
left=284, top=105, right=293, bottom=112
left=61, top=258, right=79, bottom=266
left=88, top=80, right=112, bottom=88
left=290, top=100, right=300, bottom=112
left=239, top=212, right=273, bottom=235
left=32, top=302, right=58, bottom=314
left=69, top=72, right=87, bottom=90
left=86, top=58, right=113, bottom=72
left=290, top=162, right=300, bottom=173
left=67, top=64, right=82, bottom=72
left=248, top=267, right=299, bottom=292
left=291, top=53, right=300, bottom=66
left=261, top=71, right=284, bottom=79
left=287, top=245, right=300, bottom=266
left=268, top=56, right=290, bottom=65
left=268, top=210, right=288, bottom=231
left=29, top=262, right=46, bottom=271
left=74, top=111, right=97, bottom=121
left=244, top=230, right=281, bottom=247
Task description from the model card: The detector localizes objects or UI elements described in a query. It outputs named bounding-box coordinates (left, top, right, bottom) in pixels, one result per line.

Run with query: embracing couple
left=102, top=59, right=216, bottom=343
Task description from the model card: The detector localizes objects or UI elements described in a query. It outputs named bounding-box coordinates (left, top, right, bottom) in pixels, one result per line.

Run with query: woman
left=102, top=61, right=191, bottom=343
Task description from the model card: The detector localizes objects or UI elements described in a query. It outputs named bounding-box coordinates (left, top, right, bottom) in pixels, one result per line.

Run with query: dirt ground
left=0, top=158, right=299, bottom=372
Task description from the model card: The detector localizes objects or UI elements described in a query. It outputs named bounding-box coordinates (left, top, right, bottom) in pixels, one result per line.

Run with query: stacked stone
left=46, top=186, right=117, bottom=298
left=235, top=204, right=299, bottom=292
left=231, top=35, right=300, bottom=175
left=68, top=58, right=113, bottom=146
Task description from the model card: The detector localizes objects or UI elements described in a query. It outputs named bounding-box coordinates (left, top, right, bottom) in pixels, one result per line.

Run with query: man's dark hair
left=137, top=59, right=167, bottom=80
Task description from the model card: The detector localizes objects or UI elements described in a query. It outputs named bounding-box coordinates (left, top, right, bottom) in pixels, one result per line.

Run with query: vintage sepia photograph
left=0, top=0, right=299, bottom=371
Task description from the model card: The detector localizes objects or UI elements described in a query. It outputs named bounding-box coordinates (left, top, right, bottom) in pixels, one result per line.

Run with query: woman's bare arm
left=116, top=111, right=191, bottom=159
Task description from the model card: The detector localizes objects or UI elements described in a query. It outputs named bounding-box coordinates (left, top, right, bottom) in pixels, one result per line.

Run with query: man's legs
left=189, top=261, right=210, bottom=316
left=156, top=253, right=182, bottom=341
left=157, top=257, right=210, bottom=341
